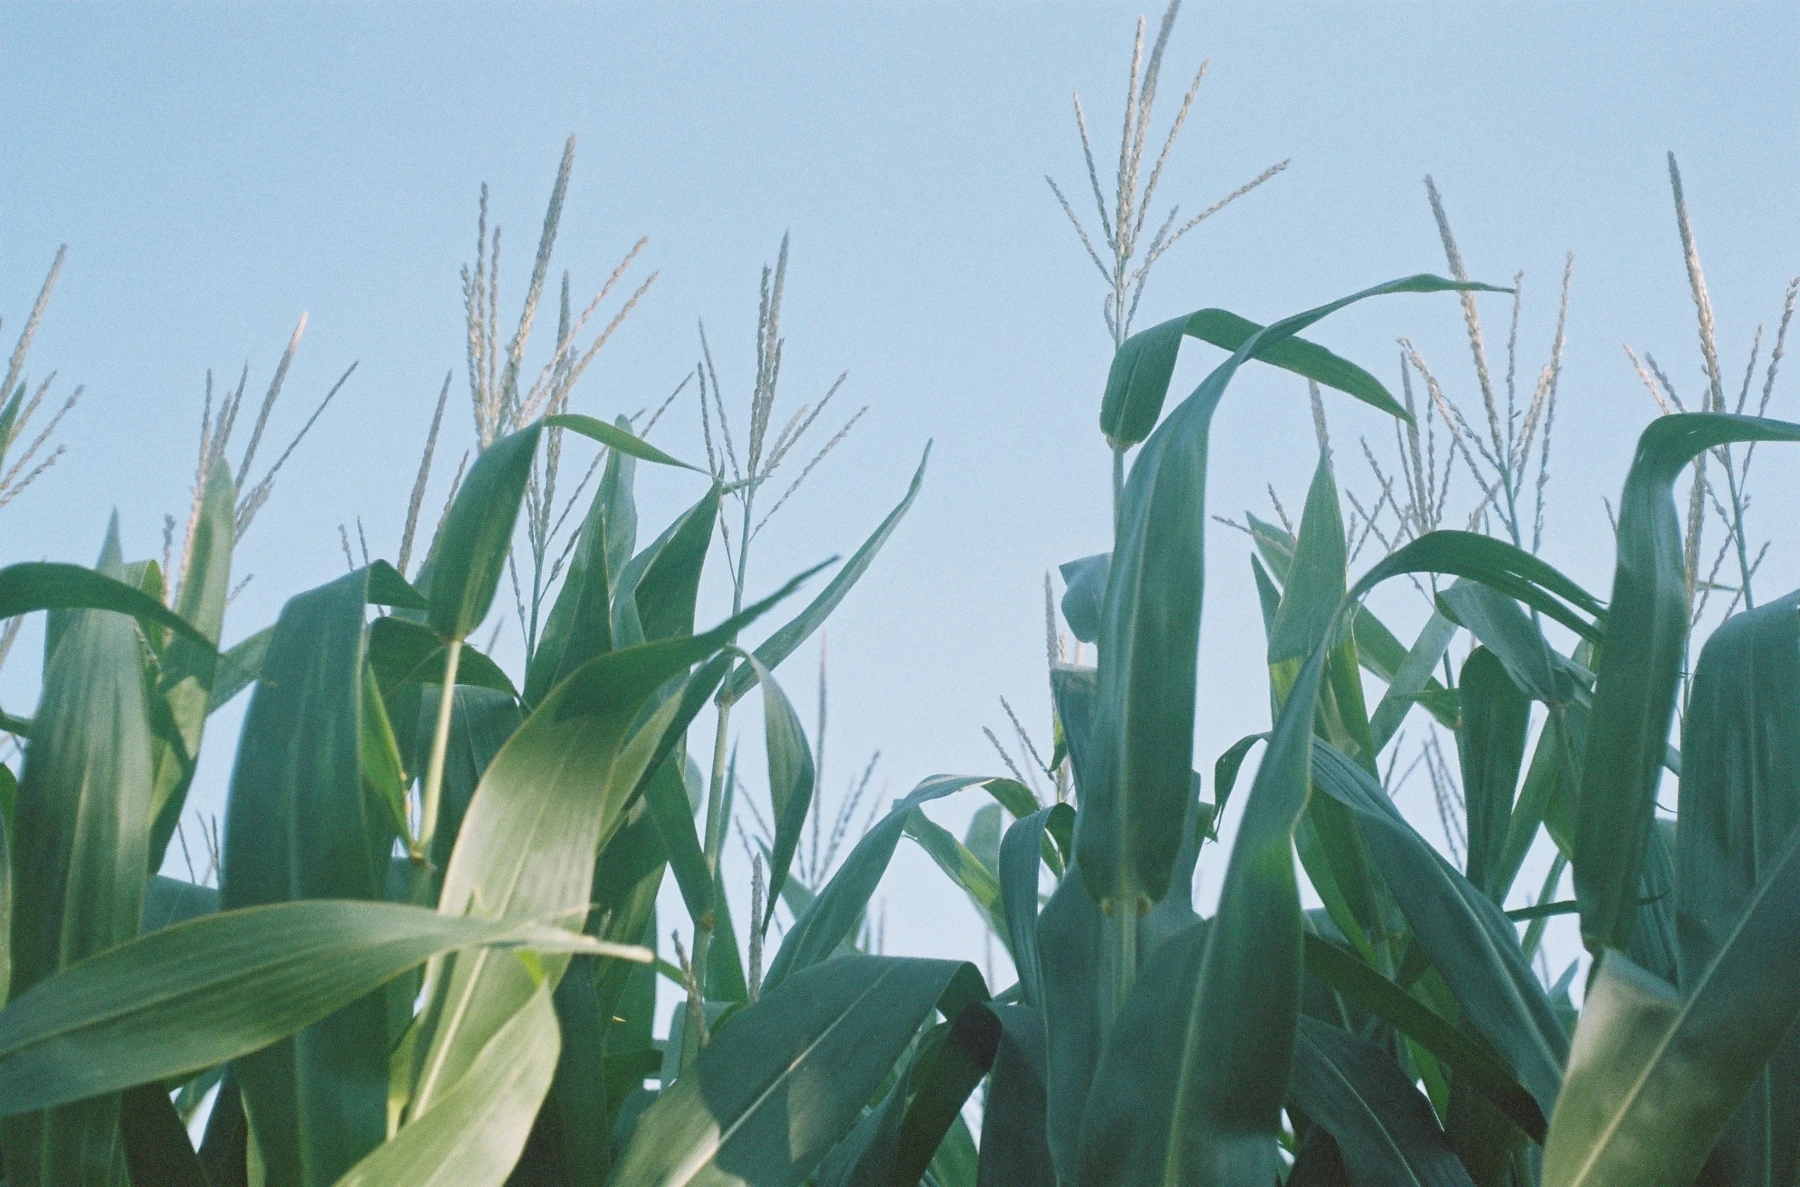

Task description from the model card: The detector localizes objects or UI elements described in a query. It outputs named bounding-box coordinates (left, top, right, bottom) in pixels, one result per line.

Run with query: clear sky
left=3, top=2, right=1797, bottom=982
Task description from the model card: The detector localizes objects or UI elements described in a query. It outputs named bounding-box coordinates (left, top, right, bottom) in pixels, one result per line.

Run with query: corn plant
left=1, top=13, right=1799, bottom=1187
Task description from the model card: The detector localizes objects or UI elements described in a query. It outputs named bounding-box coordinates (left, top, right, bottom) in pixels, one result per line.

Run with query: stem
left=1111, top=445, right=1126, bottom=536
left=690, top=488, right=756, bottom=998
left=1108, top=897, right=1138, bottom=1019
left=414, top=638, right=464, bottom=863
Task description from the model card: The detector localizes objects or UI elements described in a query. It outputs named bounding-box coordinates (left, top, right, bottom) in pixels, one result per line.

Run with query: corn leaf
left=1576, top=413, right=1800, bottom=953
left=220, top=565, right=402, bottom=1186
left=334, top=979, right=559, bottom=1187
left=545, top=411, right=699, bottom=472
left=608, top=955, right=984, bottom=1187
left=1097, top=300, right=1440, bottom=447
left=5, top=521, right=153, bottom=1186
left=427, top=423, right=541, bottom=641
left=1458, top=647, right=1531, bottom=899
left=1289, top=1015, right=1476, bottom=1187
left=0, top=900, right=621, bottom=1117
left=974, top=1004, right=1057, bottom=1187
left=762, top=775, right=993, bottom=993
left=1000, top=804, right=1072, bottom=1009
left=1081, top=276, right=1487, bottom=907
left=1674, top=590, right=1800, bottom=1185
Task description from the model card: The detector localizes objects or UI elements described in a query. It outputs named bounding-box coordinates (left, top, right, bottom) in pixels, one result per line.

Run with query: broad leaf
left=1575, top=413, right=1800, bottom=953
left=608, top=955, right=983, bottom=1187
left=1081, top=276, right=1489, bottom=906
left=0, top=900, right=625, bottom=1117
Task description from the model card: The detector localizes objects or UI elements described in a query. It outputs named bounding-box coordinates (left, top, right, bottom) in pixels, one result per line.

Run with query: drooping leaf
left=1097, top=302, right=1431, bottom=448
left=607, top=955, right=983, bottom=1187
left=1458, top=647, right=1531, bottom=899
left=906, top=809, right=1006, bottom=943
left=0, top=900, right=626, bottom=1117
left=1058, top=552, right=1110, bottom=645
left=369, top=616, right=518, bottom=700
left=0, top=560, right=220, bottom=653
left=1288, top=1015, right=1476, bottom=1187
left=544, top=412, right=700, bottom=472
left=1000, top=804, right=1072, bottom=1010
left=1576, top=413, right=1800, bottom=954
left=1081, top=277, right=1490, bottom=907
left=208, top=625, right=274, bottom=713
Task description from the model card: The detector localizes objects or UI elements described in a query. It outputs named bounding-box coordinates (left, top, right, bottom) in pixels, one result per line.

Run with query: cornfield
left=0, top=5, right=1796, bottom=1186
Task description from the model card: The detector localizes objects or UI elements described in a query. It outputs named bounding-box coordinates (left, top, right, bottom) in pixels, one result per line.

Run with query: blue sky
left=3, top=2, right=1797, bottom=977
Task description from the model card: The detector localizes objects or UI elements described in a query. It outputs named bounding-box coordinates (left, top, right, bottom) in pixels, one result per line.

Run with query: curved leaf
left=0, top=560, right=219, bottom=654
left=1577, top=414, right=1800, bottom=953
left=1000, top=804, right=1072, bottom=1009
left=1675, top=590, right=1800, bottom=1185
left=545, top=412, right=699, bottom=472
left=1097, top=297, right=1447, bottom=447
left=334, top=979, right=559, bottom=1187
left=0, top=900, right=624, bottom=1118
left=607, top=955, right=984, bottom=1187
left=1081, top=276, right=1489, bottom=906
left=1459, top=647, right=1531, bottom=899
left=1289, top=1015, right=1476, bottom=1187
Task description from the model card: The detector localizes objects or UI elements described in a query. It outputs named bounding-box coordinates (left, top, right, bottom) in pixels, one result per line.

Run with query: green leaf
left=1576, top=413, right=1800, bottom=953
left=369, top=615, right=518, bottom=700
left=1081, top=277, right=1487, bottom=906
left=6, top=521, right=154, bottom=1186
left=410, top=632, right=737, bottom=1117
left=1458, top=647, right=1531, bottom=899
left=1097, top=294, right=1455, bottom=447
left=627, top=483, right=720, bottom=645
left=1288, top=1015, right=1476, bottom=1187
left=335, top=978, right=559, bottom=1187
left=1368, top=612, right=1459, bottom=752
left=892, top=1005, right=1001, bottom=1184
left=427, top=423, right=542, bottom=640
left=739, top=655, right=815, bottom=933
left=220, top=566, right=399, bottom=1186
left=208, top=625, right=273, bottom=713
left=607, top=955, right=984, bottom=1187
left=0, top=900, right=625, bottom=1117
left=974, top=1004, right=1056, bottom=1187
left=762, top=775, right=993, bottom=993
left=545, top=412, right=700, bottom=472
left=1058, top=553, right=1110, bottom=645
left=719, top=443, right=929, bottom=705
left=1210, top=734, right=1263, bottom=832
left=1438, top=581, right=1574, bottom=706
left=1309, top=741, right=1565, bottom=1120
left=148, top=459, right=235, bottom=869
left=907, top=809, right=1007, bottom=942
left=0, top=559, right=220, bottom=654
left=1674, top=590, right=1800, bottom=1185
left=1000, top=804, right=1073, bottom=1009
left=523, top=418, right=636, bottom=706
left=1301, top=932, right=1545, bottom=1142
left=1035, top=858, right=1106, bottom=1186
left=141, top=875, right=218, bottom=935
